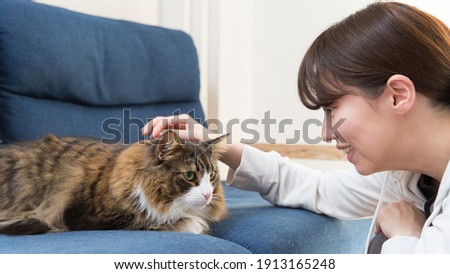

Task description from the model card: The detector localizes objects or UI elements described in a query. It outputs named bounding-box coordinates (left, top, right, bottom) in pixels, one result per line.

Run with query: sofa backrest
left=0, top=0, right=204, bottom=144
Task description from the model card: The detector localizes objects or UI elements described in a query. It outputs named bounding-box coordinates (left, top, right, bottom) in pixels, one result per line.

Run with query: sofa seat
left=0, top=0, right=370, bottom=254
left=0, top=183, right=370, bottom=254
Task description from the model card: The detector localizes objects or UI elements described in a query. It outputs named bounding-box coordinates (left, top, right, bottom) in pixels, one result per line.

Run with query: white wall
left=34, top=0, right=450, bottom=147
left=213, top=0, right=450, bottom=145
left=240, top=0, right=373, bottom=145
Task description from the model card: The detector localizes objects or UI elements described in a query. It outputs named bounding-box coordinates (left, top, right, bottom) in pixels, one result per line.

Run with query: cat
left=0, top=130, right=227, bottom=235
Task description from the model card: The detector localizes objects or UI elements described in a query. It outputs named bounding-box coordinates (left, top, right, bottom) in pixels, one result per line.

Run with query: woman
left=142, top=2, right=450, bottom=253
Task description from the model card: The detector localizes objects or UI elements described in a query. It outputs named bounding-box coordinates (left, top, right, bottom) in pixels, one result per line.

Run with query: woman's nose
left=321, top=117, right=335, bottom=142
left=321, top=126, right=335, bottom=142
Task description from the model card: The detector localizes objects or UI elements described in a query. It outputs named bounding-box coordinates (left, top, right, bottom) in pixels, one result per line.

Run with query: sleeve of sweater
left=226, top=145, right=399, bottom=219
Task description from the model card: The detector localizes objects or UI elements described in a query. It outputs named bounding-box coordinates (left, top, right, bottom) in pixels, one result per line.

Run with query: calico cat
left=0, top=131, right=227, bottom=235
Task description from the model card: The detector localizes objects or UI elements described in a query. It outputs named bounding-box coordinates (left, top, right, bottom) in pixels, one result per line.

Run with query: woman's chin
left=353, top=162, right=378, bottom=176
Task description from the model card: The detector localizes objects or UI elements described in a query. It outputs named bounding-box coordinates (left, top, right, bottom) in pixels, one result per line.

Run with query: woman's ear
left=385, top=74, right=416, bottom=115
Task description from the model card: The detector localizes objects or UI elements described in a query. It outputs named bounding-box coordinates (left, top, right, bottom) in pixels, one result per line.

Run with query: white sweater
left=226, top=145, right=450, bottom=253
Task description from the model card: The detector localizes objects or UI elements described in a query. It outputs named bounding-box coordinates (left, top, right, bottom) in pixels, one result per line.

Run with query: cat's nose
left=202, top=193, right=211, bottom=201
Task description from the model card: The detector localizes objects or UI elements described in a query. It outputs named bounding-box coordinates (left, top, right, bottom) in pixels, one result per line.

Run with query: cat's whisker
left=169, top=202, right=190, bottom=217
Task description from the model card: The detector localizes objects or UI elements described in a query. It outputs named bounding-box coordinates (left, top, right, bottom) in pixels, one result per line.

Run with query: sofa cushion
left=0, top=0, right=204, bottom=143
left=212, top=185, right=371, bottom=254
left=0, top=91, right=201, bottom=144
left=0, top=0, right=199, bottom=106
left=0, top=230, right=252, bottom=254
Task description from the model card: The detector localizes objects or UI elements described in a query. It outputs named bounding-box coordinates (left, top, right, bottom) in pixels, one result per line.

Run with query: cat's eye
left=184, top=171, right=195, bottom=181
left=209, top=173, right=216, bottom=180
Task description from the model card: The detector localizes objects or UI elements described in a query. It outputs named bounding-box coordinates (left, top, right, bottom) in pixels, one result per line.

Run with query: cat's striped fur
left=0, top=131, right=227, bottom=235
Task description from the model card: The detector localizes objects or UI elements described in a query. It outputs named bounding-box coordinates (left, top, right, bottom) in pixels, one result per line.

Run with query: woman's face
left=322, top=94, right=395, bottom=175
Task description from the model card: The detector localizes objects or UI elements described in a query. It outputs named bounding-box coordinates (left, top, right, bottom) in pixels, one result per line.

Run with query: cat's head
left=138, top=131, right=227, bottom=212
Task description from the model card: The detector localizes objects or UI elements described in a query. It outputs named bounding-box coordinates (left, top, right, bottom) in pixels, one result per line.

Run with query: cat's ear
left=205, top=133, right=229, bottom=146
left=156, top=130, right=181, bottom=160
left=204, top=133, right=229, bottom=156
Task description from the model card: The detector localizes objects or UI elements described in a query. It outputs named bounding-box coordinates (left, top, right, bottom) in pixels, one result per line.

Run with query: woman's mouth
left=342, top=147, right=352, bottom=155
left=338, top=146, right=354, bottom=162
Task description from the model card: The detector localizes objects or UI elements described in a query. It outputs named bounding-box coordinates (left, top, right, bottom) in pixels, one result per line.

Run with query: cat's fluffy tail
left=0, top=218, right=52, bottom=235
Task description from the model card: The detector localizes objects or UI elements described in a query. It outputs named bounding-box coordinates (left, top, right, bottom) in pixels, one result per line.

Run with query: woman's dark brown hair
left=298, top=2, right=450, bottom=110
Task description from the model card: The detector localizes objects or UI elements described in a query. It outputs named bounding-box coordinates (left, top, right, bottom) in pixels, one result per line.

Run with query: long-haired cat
left=0, top=131, right=227, bottom=235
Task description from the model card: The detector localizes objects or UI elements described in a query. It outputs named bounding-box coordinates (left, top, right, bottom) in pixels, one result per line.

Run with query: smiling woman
left=145, top=1, right=450, bottom=254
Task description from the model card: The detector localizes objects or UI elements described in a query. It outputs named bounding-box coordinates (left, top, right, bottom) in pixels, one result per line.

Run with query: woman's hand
left=142, top=114, right=244, bottom=170
left=375, top=200, right=426, bottom=239
left=141, top=114, right=217, bottom=142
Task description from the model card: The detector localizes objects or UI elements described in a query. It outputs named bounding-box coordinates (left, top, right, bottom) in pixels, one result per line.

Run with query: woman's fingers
left=141, top=115, right=193, bottom=138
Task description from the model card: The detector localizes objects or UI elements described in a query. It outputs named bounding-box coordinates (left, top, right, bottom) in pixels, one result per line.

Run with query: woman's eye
left=184, top=171, right=195, bottom=181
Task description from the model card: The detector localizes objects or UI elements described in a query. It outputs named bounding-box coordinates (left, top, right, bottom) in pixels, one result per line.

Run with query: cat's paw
left=179, top=216, right=209, bottom=234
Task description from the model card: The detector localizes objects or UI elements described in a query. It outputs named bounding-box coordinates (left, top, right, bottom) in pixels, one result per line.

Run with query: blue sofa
left=0, top=0, right=370, bottom=254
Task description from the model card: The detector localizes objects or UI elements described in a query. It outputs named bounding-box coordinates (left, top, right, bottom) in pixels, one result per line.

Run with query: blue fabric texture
left=212, top=185, right=370, bottom=254
left=0, top=0, right=371, bottom=253
left=0, top=0, right=199, bottom=106
left=0, top=0, right=203, bottom=143
left=0, top=230, right=251, bottom=254
left=0, top=91, right=203, bottom=143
